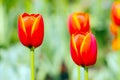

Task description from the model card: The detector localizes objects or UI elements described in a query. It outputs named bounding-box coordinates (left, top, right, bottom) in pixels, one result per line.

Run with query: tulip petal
left=68, top=14, right=78, bottom=35
left=80, top=33, right=91, bottom=66
left=71, top=34, right=78, bottom=55
left=31, top=15, right=44, bottom=47
left=70, top=34, right=83, bottom=65
left=74, top=34, right=84, bottom=53
left=31, top=15, right=41, bottom=35
left=80, top=33, right=97, bottom=66
left=72, top=14, right=81, bottom=31
left=20, top=15, right=27, bottom=35
left=18, top=15, right=28, bottom=46
left=115, top=2, right=120, bottom=19
left=112, top=2, right=120, bottom=25
left=22, top=13, right=30, bottom=17
left=22, top=14, right=36, bottom=47
left=88, top=34, right=97, bottom=65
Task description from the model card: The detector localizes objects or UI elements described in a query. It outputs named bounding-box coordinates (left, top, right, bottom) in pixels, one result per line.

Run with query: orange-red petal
left=70, top=34, right=83, bottom=65
left=18, top=15, right=28, bottom=46
left=80, top=33, right=97, bottom=66
left=111, top=2, right=120, bottom=26
left=31, top=15, right=44, bottom=47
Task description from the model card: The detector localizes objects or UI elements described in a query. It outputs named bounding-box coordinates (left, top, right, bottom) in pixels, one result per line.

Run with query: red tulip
left=70, top=32, right=97, bottom=66
left=18, top=13, right=44, bottom=48
left=111, top=2, right=120, bottom=26
left=68, top=12, right=90, bottom=35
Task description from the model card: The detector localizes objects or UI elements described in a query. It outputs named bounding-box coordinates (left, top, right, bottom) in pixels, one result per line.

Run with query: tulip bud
left=111, top=2, right=120, bottom=26
left=70, top=32, right=97, bottom=66
left=68, top=12, right=90, bottom=35
left=18, top=13, right=44, bottom=48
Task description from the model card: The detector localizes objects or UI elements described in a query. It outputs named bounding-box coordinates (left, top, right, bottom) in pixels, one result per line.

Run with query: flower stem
left=30, top=48, right=35, bottom=80
left=84, top=67, right=88, bottom=80
left=77, top=66, right=80, bottom=80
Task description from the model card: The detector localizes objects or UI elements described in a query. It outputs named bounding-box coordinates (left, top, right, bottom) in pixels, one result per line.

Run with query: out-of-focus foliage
left=1, top=0, right=120, bottom=80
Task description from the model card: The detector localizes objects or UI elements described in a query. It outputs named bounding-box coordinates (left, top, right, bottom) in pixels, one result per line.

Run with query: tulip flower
left=18, top=13, right=44, bottom=80
left=18, top=13, right=44, bottom=48
left=68, top=12, right=90, bottom=35
left=70, top=32, right=97, bottom=66
left=110, top=22, right=119, bottom=36
left=111, top=2, right=120, bottom=26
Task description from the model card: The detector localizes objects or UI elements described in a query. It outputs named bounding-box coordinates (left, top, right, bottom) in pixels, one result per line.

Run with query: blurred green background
left=0, top=0, right=120, bottom=80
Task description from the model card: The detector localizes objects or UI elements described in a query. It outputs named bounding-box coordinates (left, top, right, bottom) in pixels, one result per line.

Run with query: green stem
left=84, top=67, right=88, bottom=80
left=77, top=66, right=80, bottom=80
left=30, top=48, right=35, bottom=80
